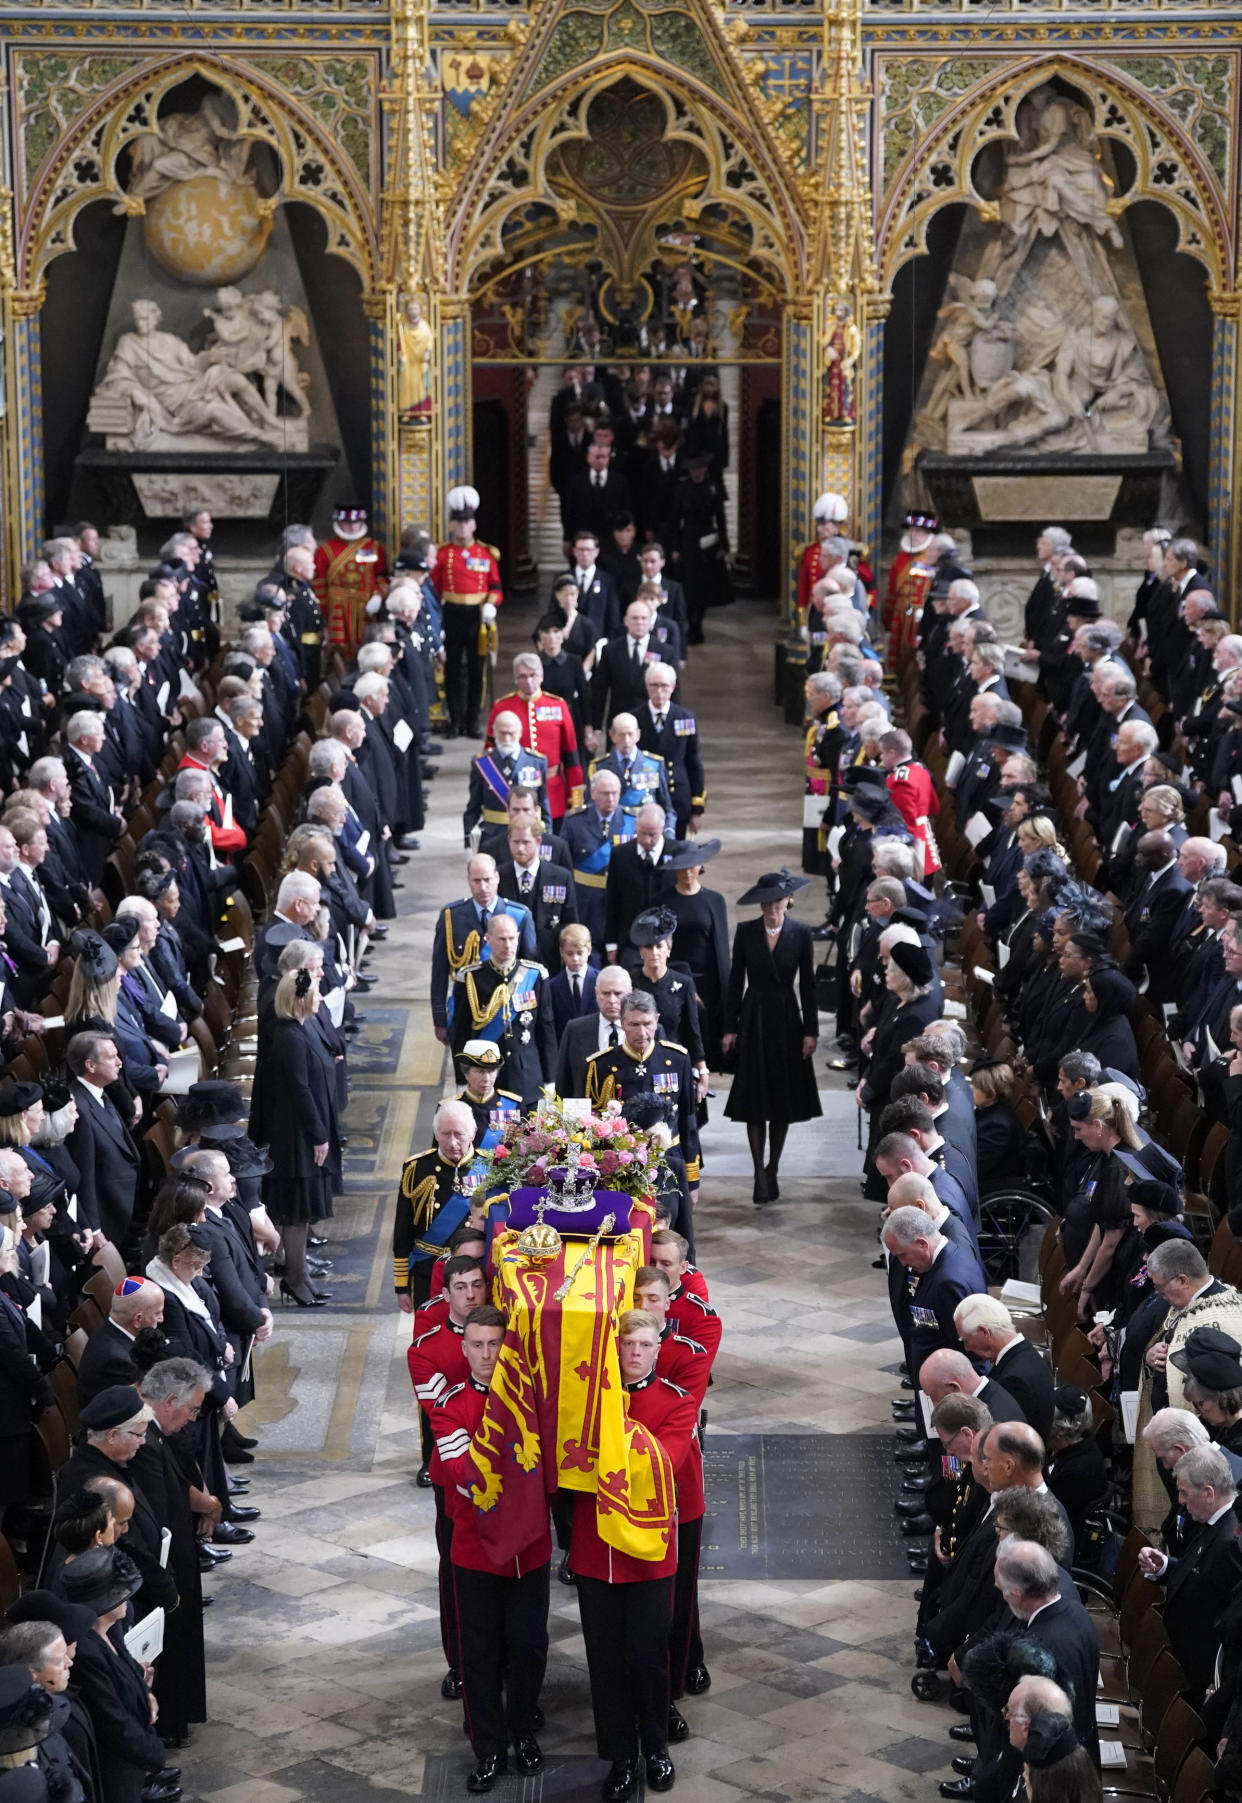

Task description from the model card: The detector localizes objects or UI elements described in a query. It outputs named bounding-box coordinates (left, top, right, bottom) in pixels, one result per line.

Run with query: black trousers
left=443, top=603, right=484, bottom=732
left=577, top=1572, right=673, bottom=1761
left=453, top=1561, right=550, bottom=1758
left=669, top=1516, right=703, bottom=1698
left=433, top=1485, right=461, bottom=1669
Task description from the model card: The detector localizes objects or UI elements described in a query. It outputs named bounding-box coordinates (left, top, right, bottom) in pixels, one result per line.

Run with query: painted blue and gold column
left=1208, top=293, right=1239, bottom=615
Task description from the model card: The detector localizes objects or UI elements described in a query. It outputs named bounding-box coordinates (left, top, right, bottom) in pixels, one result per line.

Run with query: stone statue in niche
left=910, top=82, right=1170, bottom=459
left=88, top=297, right=308, bottom=452
left=397, top=296, right=434, bottom=421
left=119, top=92, right=256, bottom=208
left=822, top=300, right=862, bottom=426
left=203, top=287, right=312, bottom=421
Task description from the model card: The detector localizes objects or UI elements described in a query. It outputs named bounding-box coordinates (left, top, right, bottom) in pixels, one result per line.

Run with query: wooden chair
left=48, top=1359, right=81, bottom=1436
left=91, top=1241, right=125, bottom=1290
left=83, top=1267, right=115, bottom=1319
left=1169, top=1749, right=1217, bottom=1803
left=0, top=1535, right=19, bottom=1615
left=67, top=1297, right=106, bottom=1340
left=61, top=1328, right=89, bottom=1370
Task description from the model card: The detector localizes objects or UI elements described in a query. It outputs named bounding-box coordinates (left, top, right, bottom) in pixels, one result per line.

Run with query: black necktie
left=631, top=641, right=641, bottom=666
left=571, top=975, right=581, bottom=1007
left=608, top=1023, right=619, bottom=1049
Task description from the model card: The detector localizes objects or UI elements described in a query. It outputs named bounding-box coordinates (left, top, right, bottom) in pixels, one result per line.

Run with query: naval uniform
left=392, top=1146, right=489, bottom=1310
left=430, top=897, right=537, bottom=1034
left=560, top=806, right=636, bottom=943
left=462, top=746, right=551, bottom=845
left=584, top=1038, right=700, bottom=1251
left=588, top=748, right=675, bottom=823
left=456, top=1085, right=523, bottom=1150
left=449, top=957, right=557, bottom=1108
left=571, top=1370, right=699, bottom=1765
left=435, top=1376, right=552, bottom=1762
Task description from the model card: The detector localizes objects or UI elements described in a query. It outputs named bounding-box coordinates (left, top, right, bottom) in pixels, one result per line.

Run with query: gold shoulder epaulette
left=659, top=1039, right=688, bottom=1055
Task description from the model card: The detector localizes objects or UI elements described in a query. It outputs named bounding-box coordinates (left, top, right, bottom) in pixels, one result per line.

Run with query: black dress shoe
left=895, top=1498, right=930, bottom=1517
left=467, top=1753, right=506, bottom=1793
left=939, top=1782, right=974, bottom=1800
left=441, top=1667, right=462, bottom=1700
left=225, top=1430, right=259, bottom=1450
left=949, top=1724, right=977, bottom=1745
left=895, top=1447, right=929, bottom=1464
left=892, top=1402, right=915, bottom=1417
left=512, top=1736, right=543, bottom=1775
left=907, top=1554, right=929, bottom=1573
left=309, top=1233, right=328, bottom=1247
left=198, top=1547, right=230, bottom=1570
left=684, top=1664, right=711, bottom=1695
left=894, top=1425, right=920, bottom=1443
left=142, top=1783, right=181, bottom=1803
left=213, top=1522, right=254, bottom=1545
left=557, top=1555, right=576, bottom=1585
left=354, top=972, right=378, bottom=990
left=913, top=1588, right=923, bottom=1601
left=902, top=1480, right=928, bottom=1495
left=667, top=1704, right=689, bottom=1742
left=901, top=1514, right=934, bottom=1536
left=416, top=1463, right=432, bottom=1489
left=646, top=1751, right=676, bottom=1792
left=952, top=1756, right=976, bottom=1776
left=602, top=1758, right=637, bottom=1801
left=901, top=1376, right=914, bottom=1389
left=226, top=1447, right=255, bottom=1465
left=156, top=1768, right=182, bottom=1783
left=227, top=1506, right=261, bottom=1523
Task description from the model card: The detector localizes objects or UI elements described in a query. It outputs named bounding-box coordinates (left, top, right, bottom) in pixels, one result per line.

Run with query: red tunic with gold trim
left=796, top=538, right=834, bottom=614
left=883, top=547, right=934, bottom=663
left=432, top=542, right=503, bottom=612
left=313, top=534, right=388, bottom=655
left=485, top=688, right=583, bottom=821
left=885, top=758, right=941, bottom=877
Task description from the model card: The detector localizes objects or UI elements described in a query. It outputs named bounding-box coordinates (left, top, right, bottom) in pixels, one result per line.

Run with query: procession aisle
left=185, top=600, right=936, bottom=1803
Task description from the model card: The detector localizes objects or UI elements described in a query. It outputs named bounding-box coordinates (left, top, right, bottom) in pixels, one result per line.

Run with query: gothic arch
left=18, top=55, right=378, bottom=293
left=445, top=51, right=810, bottom=299
left=876, top=56, right=1232, bottom=297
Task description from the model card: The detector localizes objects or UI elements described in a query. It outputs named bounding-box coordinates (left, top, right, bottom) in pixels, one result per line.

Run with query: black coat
left=65, top=753, right=123, bottom=883
left=1017, top=1581, right=1102, bottom=1764
left=64, top=1080, right=140, bottom=1247
left=131, top=1423, right=205, bottom=1729
left=59, top=1442, right=178, bottom=1619
left=75, top=1320, right=138, bottom=1405
left=637, top=701, right=705, bottom=827
left=554, top=1012, right=612, bottom=1100
left=603, top=838, right=676, bottom=952
left=861, top=992, right=941, bottom=1111
left=591, top=632, right=678, bottom=730
left=1047, top=1437, right=1109, bottom=1552
left=723, top=918, right=821, bottom=1125
left=497, top=858, right=579, bottom=973
left=991, top=1338, right=1056, bottom=1442
left=975, top=1102, right=1023, bottom=1194
left=69, top=1627, right=167, bottom=1803
left=1160, top=1506, right=1242, bottom=1694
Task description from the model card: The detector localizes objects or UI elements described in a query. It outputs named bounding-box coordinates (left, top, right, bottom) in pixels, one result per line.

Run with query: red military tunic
left=886, top=758, right=941, bottom=877
left=568, top=1373, right=699, bottom=1583
left=314, top=534, right=388, bottom=656
left=432, top=541, right=503, bottom=613
left=656, top=1325, right=711, bottom=1409
left=664, top=1284, right=721, bottom=1365
left=407, top=1314, right=468, bottom=1484
left=797, top=538, right=834, bottom=614
left=485, top=689, right=583, bottom=821
left=434, top=1378, right=552, bottom=1576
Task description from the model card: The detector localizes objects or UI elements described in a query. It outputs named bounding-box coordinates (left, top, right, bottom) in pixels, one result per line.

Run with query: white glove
left=800, top=623, right=810, bottom=642
left=481, top=602, right=497, bottom=624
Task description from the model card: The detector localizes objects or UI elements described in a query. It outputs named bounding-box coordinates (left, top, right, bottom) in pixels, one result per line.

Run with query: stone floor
left=181, top=599, right=954, bottom=1803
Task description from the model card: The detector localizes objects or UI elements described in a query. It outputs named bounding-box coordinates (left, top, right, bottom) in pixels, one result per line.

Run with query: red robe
left=797, top=538, right=834, bottom=614
left=313, top=534, right=388, bottom=655
left=883, top=547, right=934, bottom=663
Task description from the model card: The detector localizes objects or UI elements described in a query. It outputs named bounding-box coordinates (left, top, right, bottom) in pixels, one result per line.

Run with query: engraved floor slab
left=702, top=1436, right=914, bottom=1581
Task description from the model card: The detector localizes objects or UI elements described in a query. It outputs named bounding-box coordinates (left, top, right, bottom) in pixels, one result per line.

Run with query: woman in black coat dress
left=256, top=968, right=341, bottom=1305
left=722, top=870, right=820, bottom=1204
left=145, top=1224, right=233, bottom=1506
left=0, top=1222, right=54, bottom=1524
left=60, top=1549, right=167, bottom=1803
left=1045, top=1385, right=1109, bottom=1554
left=1076, top=964, right=1140, bottom=1081
left=970, top=1059, right=1026, bottom=1196
left=666, top=841, right=730, bottom=1070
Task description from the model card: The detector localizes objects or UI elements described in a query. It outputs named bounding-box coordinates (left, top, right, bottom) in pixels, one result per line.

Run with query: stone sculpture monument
left=911, top=83, right=1169, bottom=459
left=88, top=292, right=311, bottom=454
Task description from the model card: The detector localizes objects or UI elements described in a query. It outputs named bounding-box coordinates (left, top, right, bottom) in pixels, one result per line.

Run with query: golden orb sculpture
left=143, top=176, right=274, bottom=285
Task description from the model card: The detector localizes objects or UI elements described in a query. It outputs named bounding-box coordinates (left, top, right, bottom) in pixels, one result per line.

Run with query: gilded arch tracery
left=874, top=54, right=1234, bottom=296
left=444, top=49, right=810, bottom=300
left=16, top=54, right=379, bottom=295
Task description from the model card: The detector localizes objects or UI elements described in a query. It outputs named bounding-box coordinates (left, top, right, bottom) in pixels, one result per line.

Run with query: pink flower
left=596, top=1149, right=620, bottom=1176
left=529, top=1157, right=548, bottom=1183
left=615, top=1149, right=634, bottom=1167
left=576, top=1151, right=598, bottom=1170
left=593, top=1117, right=617, bottom=1139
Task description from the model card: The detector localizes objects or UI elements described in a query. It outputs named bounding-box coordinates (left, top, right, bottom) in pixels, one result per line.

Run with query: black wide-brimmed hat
left=60, top=1545, right=143, bottom=1615
left=736, top=868, right=807, bottom=907
left=177, top=1081, right=246, bottom=1132
left=662, top=838, right=720, bottom=871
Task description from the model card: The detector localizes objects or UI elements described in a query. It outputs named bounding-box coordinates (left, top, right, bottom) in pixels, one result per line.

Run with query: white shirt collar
left=993, top=1336, right=1022, bottom=1365
left=79, top=1079, right=106, bottom=1105
left=1209, top=1501, right=1234, bottom=1525
left=1026, top=1596, right=1061, bottom=1625
left=598, top=1014, right=620, bottom=1050
left=578, top=566, right=596, bottom=587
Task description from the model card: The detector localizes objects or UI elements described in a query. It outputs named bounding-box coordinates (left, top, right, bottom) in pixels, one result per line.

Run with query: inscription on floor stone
left=701, top=1434, right=912, bottom=1580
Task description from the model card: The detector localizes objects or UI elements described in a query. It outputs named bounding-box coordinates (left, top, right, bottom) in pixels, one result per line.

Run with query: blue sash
left=474, top=753, right=512, bottom=807
left=577, top=816, right=636, bottom=876
left=412, top=1156, right=490, bottom=1261
left=478, top=1093, right=520, bottom=1150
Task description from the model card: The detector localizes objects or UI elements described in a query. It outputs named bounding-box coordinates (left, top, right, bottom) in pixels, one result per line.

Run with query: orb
left=142, top=175, right=273, bottom=286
